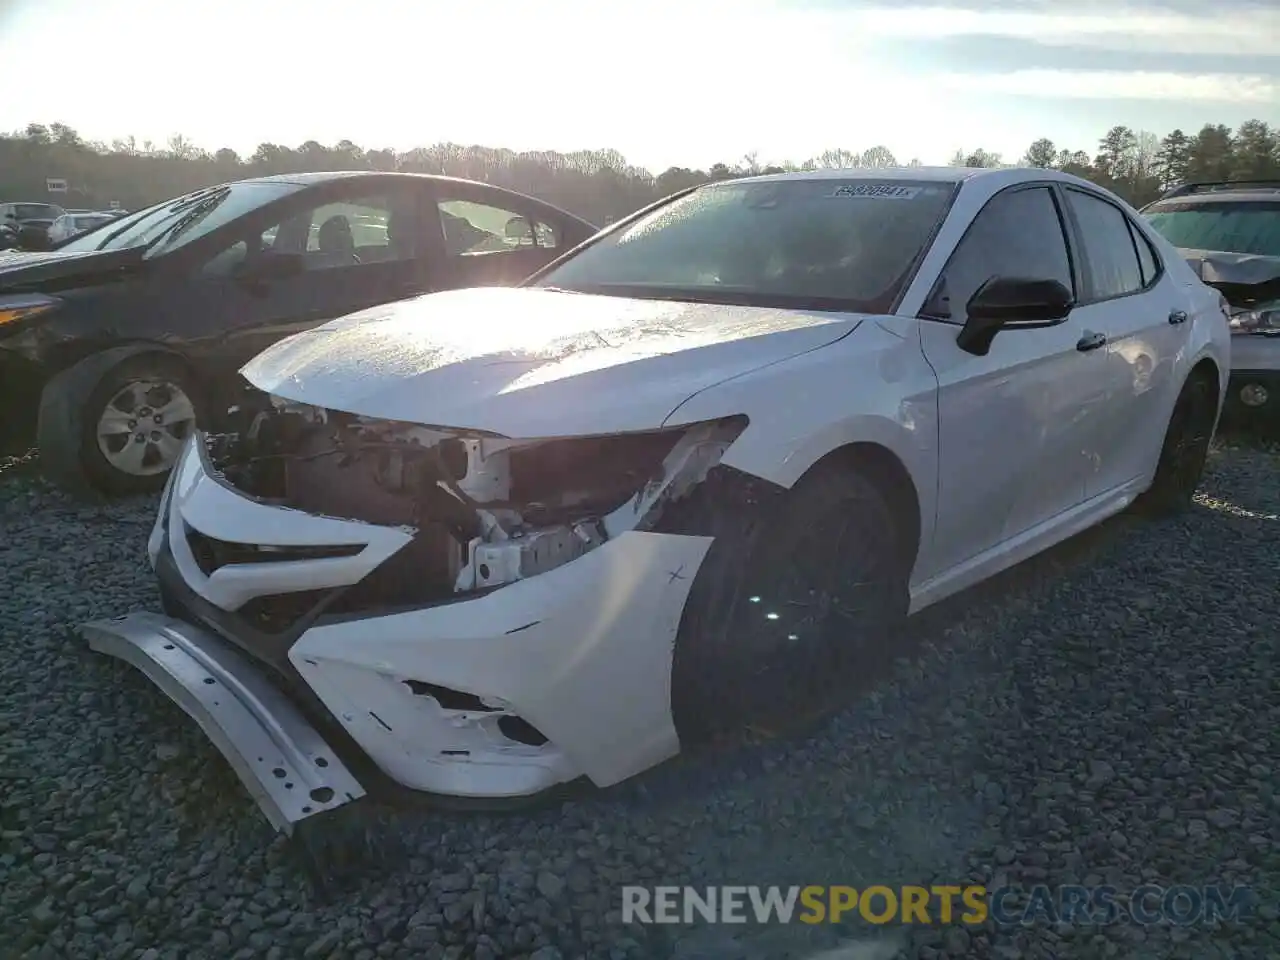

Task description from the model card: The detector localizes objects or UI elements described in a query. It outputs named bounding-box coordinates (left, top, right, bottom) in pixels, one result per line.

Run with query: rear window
left=1144, top=200, right=1280, bottom=257
left=14, top=203, right=61, bottom=220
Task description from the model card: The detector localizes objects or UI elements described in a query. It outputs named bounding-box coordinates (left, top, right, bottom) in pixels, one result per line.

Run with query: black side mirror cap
left=956, top=277, right=1074, bottom=356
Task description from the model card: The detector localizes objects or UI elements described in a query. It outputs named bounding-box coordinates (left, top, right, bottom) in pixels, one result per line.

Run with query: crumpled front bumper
left=80, top=611, right=365, bottom=834
left=93, top=434, right=716, bottom=816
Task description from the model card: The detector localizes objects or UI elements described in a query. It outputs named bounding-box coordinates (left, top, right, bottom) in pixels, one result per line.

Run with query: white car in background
left=83, top=166, right=1229, bottom=839
left=47, top=211, right=117, bottom=244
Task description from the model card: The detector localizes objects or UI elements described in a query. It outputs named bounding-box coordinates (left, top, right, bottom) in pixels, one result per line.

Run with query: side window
left=200, top=193, right=415, bottom=277
left=925, top=187, right=1074, bottom=322
left=1064, top=189, right=1144, bottom=300
left=1128, top=220, right=1160, bottom=287
left=305, top=199, right=409, bottom=263
left=437, top=199, right=556, bottom=255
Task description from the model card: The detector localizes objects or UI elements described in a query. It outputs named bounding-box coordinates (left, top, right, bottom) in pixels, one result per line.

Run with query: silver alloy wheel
left=95, top=379, right=196, bottom=477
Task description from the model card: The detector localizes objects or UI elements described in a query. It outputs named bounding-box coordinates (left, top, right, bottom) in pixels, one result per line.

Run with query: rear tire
left=1134, top=371, right=1217, bottom=518
left=670, top=461, right=911, bottom=745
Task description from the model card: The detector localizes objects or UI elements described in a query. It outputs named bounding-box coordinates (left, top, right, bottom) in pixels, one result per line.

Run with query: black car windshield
left=532, top=178, right=957, bottom=312
left=57, top=181, right=301, bottom=256
left=1145, top=199, right=1280, bottom=257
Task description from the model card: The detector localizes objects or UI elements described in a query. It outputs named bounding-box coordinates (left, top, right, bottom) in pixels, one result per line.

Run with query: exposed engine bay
left=205, top=385, right=746, bottom=606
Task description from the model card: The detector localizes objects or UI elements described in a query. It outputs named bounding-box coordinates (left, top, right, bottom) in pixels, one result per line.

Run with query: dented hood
left=241, top=286, right=864, bottom=437
left=1178, top=248, right=1280, bottom=305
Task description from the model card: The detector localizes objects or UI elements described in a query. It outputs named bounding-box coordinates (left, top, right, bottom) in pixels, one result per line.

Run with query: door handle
left=1168, top=309, right=1188, bottom=325
left=1076, top=332, right=1107, bottom=352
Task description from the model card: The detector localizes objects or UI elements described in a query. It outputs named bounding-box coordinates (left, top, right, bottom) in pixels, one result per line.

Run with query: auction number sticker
left=830, top=183, right=921, bottom=199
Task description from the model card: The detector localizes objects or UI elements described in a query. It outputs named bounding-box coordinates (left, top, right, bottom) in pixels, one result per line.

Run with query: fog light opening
left=1239, top=383, right=1269, bottom=408
left=497, top=715, right=549, bottom=747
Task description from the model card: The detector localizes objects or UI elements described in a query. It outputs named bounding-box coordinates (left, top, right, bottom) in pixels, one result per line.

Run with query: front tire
left=1135, top=371, right=1217, bottom=518
left=669, top=461, right=911, bottom=745
left=38, top=351, right=204, bottom=498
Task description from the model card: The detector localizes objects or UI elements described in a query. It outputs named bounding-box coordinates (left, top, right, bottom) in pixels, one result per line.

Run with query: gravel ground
left=1, top=439, right=1277, bottom=960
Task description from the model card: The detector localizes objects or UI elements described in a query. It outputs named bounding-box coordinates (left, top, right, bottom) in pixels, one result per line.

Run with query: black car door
left=424, top=180, right=593, bottom=290
left=178, top=178, right=436, bottom=375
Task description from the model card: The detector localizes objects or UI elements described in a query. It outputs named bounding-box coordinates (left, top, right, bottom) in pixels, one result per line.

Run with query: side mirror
left=956, top=277, right=1073, bottom=356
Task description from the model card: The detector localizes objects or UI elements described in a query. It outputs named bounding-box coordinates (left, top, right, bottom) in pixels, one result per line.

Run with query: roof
left=1148, top=190, right=1280, bottom=206
left=240, top=170, right=495, bottom=187
left=712, top=166, right=1108, bottom=191
left=243, top=170, right=383, bottom=186
left=726, top=166, right=975, bottom=185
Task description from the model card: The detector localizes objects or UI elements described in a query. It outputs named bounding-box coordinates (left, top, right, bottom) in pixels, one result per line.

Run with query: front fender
left=662, top=317, right=940, bottom=546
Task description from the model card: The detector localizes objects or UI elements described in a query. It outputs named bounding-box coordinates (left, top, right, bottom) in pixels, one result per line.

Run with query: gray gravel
left=1, top=439, right=1277, bottom=960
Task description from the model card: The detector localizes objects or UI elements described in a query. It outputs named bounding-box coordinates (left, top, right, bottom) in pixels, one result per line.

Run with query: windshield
left=1145, top=200, right=1280, bottom=257
left=532, top=178, right=957, bottom=312
left=74, top=215, right=111, bottom=231
left=57, top=181, right=301, bottom=256
left=14, top=203, right=62, bottom=220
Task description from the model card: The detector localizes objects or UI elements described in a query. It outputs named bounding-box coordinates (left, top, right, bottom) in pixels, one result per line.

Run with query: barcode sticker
left=830, top=184, right=922, bottom=199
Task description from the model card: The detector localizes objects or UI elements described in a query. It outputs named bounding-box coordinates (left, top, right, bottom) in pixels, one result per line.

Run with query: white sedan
left=47, top=211, right=116, bottom=244
left=83, top=166, right=1230, bottom=835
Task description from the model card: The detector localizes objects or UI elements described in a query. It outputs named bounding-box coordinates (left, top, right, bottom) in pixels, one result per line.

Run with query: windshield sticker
left=830, top=184, right=921, bottom=200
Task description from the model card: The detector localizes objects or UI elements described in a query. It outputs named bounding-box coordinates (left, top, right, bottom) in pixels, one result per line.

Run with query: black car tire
left=38, top=349, right=206, bottom=499
left=669, top=458, right=911, bottom=746
left=1134, top=369, right=1217, bottom=519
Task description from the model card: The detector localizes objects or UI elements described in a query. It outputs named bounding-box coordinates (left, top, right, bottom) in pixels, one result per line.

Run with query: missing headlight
left=204, top=399, right=747, bottom=598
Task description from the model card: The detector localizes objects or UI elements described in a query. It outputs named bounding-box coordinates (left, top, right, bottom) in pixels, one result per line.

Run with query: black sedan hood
left=1177, top=247, right=1280, bottom=307
left=0, top=246, right=145, bottom=292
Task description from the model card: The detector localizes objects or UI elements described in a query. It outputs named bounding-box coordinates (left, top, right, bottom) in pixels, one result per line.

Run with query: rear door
left=1057, top=186, right=1182, bottom=493
left=425, top=180, right=588, bottom=289
left=181, top=178, right=433, bottom=373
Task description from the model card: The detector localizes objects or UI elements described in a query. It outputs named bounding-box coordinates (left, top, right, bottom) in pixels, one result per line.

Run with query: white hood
left=241, top=287, right=864, bottom=437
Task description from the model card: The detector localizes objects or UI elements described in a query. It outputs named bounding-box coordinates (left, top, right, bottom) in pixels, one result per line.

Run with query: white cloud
left=819, top=3, right=1280, bottom=57
left=942, top=69, right=1279, bottom=104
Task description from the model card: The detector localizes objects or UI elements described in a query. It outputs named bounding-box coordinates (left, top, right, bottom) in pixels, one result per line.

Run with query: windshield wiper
left=90, top=186, right=227, bottom=252
left=142, top=187, right=231, bottom=255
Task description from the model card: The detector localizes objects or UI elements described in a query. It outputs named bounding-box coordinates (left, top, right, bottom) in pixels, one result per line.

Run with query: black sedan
left=0, top=172, right=596, bottom=496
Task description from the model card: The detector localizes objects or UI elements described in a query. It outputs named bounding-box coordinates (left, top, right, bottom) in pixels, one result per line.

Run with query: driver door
left=915, top=183, right=1111, bottom=582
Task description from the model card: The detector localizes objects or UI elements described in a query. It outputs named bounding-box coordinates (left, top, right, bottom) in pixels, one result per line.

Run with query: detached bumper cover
left=80, top=611, right=365, bottom=833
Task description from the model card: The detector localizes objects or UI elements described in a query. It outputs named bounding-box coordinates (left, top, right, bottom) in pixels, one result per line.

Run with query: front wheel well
left=795, top=442, right=922, bottom=576
left=1188, top=356, right=1221, bottom=400
left=44, top=340, right=199, bottom=383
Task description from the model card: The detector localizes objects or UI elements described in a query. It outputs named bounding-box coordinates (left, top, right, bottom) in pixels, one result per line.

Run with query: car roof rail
left=1161, top=179, right=1280, bottom=199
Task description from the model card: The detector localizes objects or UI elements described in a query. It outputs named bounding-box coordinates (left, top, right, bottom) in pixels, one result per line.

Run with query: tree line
left=2, top=119, right=1277, bottom=227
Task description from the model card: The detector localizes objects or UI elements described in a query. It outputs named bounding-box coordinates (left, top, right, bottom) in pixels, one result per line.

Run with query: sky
left=0, top=0, right=1277, bottom=172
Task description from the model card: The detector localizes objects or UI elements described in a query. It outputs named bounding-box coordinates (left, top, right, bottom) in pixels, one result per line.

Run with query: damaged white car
left=83, top=167, right=1230, bottom=836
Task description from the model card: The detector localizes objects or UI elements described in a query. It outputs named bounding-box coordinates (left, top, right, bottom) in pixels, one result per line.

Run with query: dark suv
left=1142, top=180, right=1280, bottom=423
